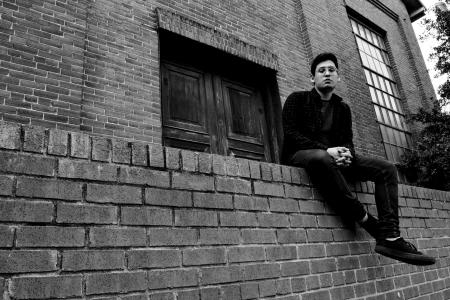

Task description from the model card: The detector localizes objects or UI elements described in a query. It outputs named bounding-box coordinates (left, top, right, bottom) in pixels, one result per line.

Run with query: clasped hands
left=326, top=147, right=352, bottom=167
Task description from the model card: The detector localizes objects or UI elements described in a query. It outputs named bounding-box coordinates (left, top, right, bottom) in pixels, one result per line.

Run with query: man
left=282, top=52, right=435, bottom=265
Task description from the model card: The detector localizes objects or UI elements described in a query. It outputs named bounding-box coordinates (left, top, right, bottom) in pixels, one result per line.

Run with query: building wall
left=0, top=0, right=437, bottom=159
left=0, top=121, right=449, bottom=300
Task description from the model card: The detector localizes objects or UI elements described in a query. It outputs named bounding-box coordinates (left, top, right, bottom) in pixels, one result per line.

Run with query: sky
left=412, top=0, right=447, bottom=100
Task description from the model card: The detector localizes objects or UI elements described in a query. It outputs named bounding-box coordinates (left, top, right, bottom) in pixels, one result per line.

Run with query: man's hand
left=327, top=147, right=352, bottom=167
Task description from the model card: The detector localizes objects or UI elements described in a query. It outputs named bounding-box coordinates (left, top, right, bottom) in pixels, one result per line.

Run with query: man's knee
left=305, top=150, right=334, bottom=168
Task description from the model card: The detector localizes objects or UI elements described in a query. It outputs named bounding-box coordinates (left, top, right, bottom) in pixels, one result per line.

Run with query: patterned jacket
left=281, top=88, right=355, bottom=164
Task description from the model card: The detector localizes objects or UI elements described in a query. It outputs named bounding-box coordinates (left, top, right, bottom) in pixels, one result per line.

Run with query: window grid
left=350, top=18, right=411, bottom=163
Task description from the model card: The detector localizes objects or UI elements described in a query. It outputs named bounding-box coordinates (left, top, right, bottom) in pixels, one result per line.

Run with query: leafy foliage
left=399, top=2, right=450, bottom=191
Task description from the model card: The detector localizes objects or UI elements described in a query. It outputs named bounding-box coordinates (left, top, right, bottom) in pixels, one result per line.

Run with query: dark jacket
left=281, top=88, right=355, bottom=164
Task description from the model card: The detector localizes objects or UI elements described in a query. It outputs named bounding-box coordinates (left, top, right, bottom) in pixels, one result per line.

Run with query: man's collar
left=310, top=87, right=342, bottom=102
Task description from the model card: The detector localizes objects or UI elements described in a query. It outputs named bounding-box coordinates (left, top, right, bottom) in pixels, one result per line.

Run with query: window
left=160, top=31, right=281, bottom=162
left=350, top=18, right=412, bottom=163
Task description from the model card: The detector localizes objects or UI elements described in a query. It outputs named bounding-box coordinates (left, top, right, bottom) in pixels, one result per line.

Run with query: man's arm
left=282, top=92, right=328, bottom=151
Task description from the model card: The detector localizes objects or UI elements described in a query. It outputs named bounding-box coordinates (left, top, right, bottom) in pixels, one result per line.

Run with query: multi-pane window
left=350, top=18, right=412, bottom=163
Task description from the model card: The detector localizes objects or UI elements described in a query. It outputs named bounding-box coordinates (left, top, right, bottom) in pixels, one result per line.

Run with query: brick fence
left=0, top=121, right=449, bottom=300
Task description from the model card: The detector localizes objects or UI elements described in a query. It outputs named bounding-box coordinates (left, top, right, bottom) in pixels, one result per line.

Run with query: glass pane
left=399, top=132, right=407, bottom=147
left=356, top=37, right=363, bottom=49
left=378, top=78, right=386, bottom=92
left=395, top=98, right=403, bottom=114
left=372, top=74, right=380, bottom=88
left=391, top=145, right=400, bottom=162
left=389, top=96, right=398, bottom=112
left=365, top=70, right=373, bottom=85
left=393, top=130, right=401, bottom=145
left=383, top=93, right=391, bottom=109
left=380, top=124, right=388, bottom=141
left=372, top=32, right=380, bottom=47
left=376, top=90, right=384, bottom=106
left=358, top=24, right=366, bottom=39
left=381, top=108, right=390, bottom=125
left=388, top=111, right=396, bottom=127
left=368, top=56, right=376, bottom=71
left=384, top=143, right=394, bottom=161
left=370, top=87, right=378, bottom=103
left=364, top=28, right=373, bottom=42
left=360, top=52, right=369, bottom=67
left=351, top=20, right=359, bottom=34
left=386, top=127, right=395, bottom=144
left=385, top=79, right=393, bottom=94
left=395, top=114, right=402, bottom=129
left=374, top=105, right=382, bottom=121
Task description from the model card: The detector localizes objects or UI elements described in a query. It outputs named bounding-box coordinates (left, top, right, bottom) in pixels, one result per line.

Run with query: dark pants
left=290, top=149, right=399, bottom=239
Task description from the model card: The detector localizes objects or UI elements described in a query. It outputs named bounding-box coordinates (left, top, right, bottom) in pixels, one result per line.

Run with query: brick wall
left=0, top=0, right=438, bottom=160
left=0, top=121, right=449, bottom=300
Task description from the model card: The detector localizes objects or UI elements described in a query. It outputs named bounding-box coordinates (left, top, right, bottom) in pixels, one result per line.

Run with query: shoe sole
left=375, top=245, right=436, bottom=266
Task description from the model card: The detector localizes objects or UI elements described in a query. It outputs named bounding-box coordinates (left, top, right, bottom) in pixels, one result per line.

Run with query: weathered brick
left=10, top=275, right=83, bottom=299
left=148, top=269, right=198, bottom=289
left=228, top=246, right=266, bottom=263
left=70, top=131, right=90, bottom=158
left=0, top=175, right=14, bottom=195
left=211, top=154, right=226, bottom=175
left=128, top=249, right=181, bottom=269
left=119, top=166, right=170, bottom=187
left=199, top=228, right=240, bottom=245
left=193, top=192, right=233, bottom=209
left=87, top=183, right=141, bottom=204
left=0, top=250, right=57, bottom=273
left=198, top=152, right=212, bottom=173
left=307, top=229, right=334, bottom=242
left=175, top=209, right=217, bottom=227
left=248, top=160, right=261, bottom=179
left=165, top=147, right=181, bottom=170
left=277, top=278, right=292, bottom=295
left=216, top=176, right=252, bottom=194
left=172, top=172, right=214, bottom=191
left=260, top=162, right=273, bottom=181
left=121, top=207, right=172, bottom=226
left=57, top=203, right=117, bottom=224
left=258, top=213, right=290, bottom=228
left=86, top=271, right=147, bottom=295
left=181, top=149, right=198, bottom=171
left=241, top=282, right=259, bottom=300
left=149, top=292, right=175, bottom=300
left=149, top=144, right=164, bottom=168
left=243, top=263, right=280, bottom=281
left=23, top=125, right=46, bottom=153
left=311, top=258, right=337, bottom=273
left=259, top=279, right=277, bottom=297
left=302, top=290, right=331, bottom=300
left=16, top=177, right=83, bottom=201
left=59, top=159, right=117, bottom=181
left=220, top=211, right=258, bottom=227
left=298, top=244, right=326, bottom=258
left=234, top=195, right=269, bottom=211
left=0, top=199, right=53, bottom=223
left=284, top=184, right=313, bottom=199
left=290, top=214, right=317, bottom=228
left=201, top=266, right=242, bottom=285
left=183, top=247, right=226, bottom=266
left=281, top=261, right=310, bottom=276
left=89, top=227, right=146, bottom=247
left=62, top=250, right=125, bottom=271
left=0, top=151, right=56, bottom=176
left=266, top=246, right=297, bottom=261
left=299, top=200, right=326, bottom=214
left=112, top=139, right=131, bottom=164
left=47, top=129, right=68, bottom=156
left=16, top=226, right=85, bottom=247
left=149, top=228, right=198, bottom=246
left=271, top=163, right=283, bottom=182
left=0, top=225, right=14, bottom=247
left=131, top=142, right=148, bottom=166
left=91, top=136, right=111, bottom=162
left=177, top=290, right=200, bottom=300
left=242, top=229, right=277, bottom=244
left=281, top=165, right=292, bottom=182
left=253, top=181, right=284, bottom=197
left=277, top=229, right=307, bottom=244
left=236, top=158, right=251, bottom=177
left=0, top=122, right=21, bottom=149
left=146, top=187, right=192, bottom=207
left=269, top=197, right=299, bottom=212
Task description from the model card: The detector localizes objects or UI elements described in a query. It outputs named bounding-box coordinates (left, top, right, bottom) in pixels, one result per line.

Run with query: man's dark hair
left=310, top=52, right=339, bottom=75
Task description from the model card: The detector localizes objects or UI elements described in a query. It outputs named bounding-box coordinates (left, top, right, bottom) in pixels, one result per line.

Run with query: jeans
left=290, top=149, right=400, bottom=239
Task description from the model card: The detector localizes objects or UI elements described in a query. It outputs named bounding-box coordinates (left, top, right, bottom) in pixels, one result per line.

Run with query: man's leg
left=343, top=156, right=400, bottom=239
left=290, top=149, right=367, bottom=223
left=345, top=156, right=435, bottom=265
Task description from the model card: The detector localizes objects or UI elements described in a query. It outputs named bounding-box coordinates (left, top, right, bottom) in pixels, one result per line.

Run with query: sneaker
left=359, top=214, right=379, bottom=239
left=375, top=238, right=436, bottom=265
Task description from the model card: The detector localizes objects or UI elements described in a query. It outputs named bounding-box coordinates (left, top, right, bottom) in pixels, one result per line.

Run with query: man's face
left=311, top=60, right=339, bottom=92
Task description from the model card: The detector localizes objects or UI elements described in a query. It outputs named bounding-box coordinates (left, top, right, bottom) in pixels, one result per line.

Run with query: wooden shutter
left=221, top=79, right=271, bottom=161
left=161, top=63, right=213, bottom=152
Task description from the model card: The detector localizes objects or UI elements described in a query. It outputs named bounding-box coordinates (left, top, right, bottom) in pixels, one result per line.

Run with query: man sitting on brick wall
left=281, top=52, right=435, bottom=265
